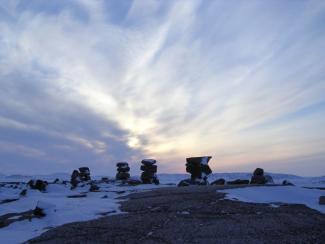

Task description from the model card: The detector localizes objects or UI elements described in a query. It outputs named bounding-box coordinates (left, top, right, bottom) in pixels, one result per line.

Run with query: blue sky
left=0, top=0, right=324, bottom=176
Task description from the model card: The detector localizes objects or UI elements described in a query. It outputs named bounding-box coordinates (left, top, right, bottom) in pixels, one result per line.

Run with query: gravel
left=28, top=185, right=325, bottom=244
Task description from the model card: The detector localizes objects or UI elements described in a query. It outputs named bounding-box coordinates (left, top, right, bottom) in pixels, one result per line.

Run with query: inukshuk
left=185, top=156, right=212, bottom=184
left=140, top=159, right=159, bottom=184
left=116, top=162, right=130, bottom=181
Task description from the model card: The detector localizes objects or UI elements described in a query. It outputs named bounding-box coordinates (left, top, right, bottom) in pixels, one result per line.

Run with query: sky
left=0, top=0, right=324, bottom=176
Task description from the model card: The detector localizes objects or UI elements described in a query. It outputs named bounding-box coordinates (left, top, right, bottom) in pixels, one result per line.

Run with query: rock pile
left=116, top=162, right=130, bottom=181
left=70, top=167, right=91, bottom=189
left=27, top=179, right=48, bottom=192
left=140, top=159, right=159, bottom=184
left=178, top=156, right=212, bottom=186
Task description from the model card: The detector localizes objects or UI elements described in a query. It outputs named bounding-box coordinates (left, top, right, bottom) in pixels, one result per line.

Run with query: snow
left=0, top=173, right=324, bottom=243
left=220, top=186, right=325, bottom=213
left=0, top=181, right=166, bottom=243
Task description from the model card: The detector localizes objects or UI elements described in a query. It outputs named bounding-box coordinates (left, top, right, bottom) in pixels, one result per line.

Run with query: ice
left=220, top=186, right=325, bottom=213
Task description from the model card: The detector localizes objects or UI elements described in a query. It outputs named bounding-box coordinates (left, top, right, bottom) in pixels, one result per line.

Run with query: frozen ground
left=0, top=173, right=324, bottom=243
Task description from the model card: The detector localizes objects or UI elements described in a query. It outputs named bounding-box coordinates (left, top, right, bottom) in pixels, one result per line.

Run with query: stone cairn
left=116, top=162, right=130, bottom=181
left=140, top=159, right=159, bottom=184
left=70, top=167, right=91, bottom=189
left=178, top=156, right=212, bottom=186
left=79, top=167, right=91, bottom=181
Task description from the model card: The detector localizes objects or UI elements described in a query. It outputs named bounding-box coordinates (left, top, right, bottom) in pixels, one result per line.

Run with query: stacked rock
left=250, top=168, right=267, bottom=184
left=79, top=167, right=91, bottom=181
left=140, top=159, right=159, bottom=184
left=116, top=162, right=130, bottom=181
left=70, top=167, right=91, bottom=189
left=186, top=156, right=212, bottom=183
left=178, top=156, right=212, bottom=186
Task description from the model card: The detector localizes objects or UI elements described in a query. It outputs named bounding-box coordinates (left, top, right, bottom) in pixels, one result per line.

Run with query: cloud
left=0, top=0, right=324, bottom=175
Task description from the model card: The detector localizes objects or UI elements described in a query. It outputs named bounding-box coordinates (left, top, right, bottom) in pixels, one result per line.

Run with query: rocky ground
left=28, top=185, right=325, bottom=244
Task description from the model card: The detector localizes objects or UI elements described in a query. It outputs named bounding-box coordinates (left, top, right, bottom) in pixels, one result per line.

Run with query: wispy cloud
left=0, top=0, right=324, bottom=175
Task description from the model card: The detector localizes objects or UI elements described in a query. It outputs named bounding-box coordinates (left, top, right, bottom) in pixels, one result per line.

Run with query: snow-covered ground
left=0, top=173, right=324, bottom=243
left=220, top=186, right=325, bottom=213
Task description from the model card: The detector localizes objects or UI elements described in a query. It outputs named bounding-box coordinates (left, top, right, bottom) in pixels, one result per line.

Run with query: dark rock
left=53, top=178, right=60, bottom=184
left=116, top=162, right=130, bottom=181
left=141, top=159, right=156, bottom=166
left=20, top=189, right=27, bottom=196
left=116, top=172, right=130, bottom=181
left=228, top=179, right=250, bottom=185
left=282, top=180, right=294, bottom=186
left=101, top=177, right=109, bottom=182
left=178, top=179, right=192, bottom=187
left=28, top=180, right=47, bottom=192
left=264, top=175, right=274, bottom=184
left=67, top=194, right=87, bottom=198
left=116, top=162, right=129, bottom=168
left=253, top=168, right=264, bottom=176
left=35, top=180, right=48, bottom=191
left=117, top=167, right=130, bottom=173
left=250, top=175, right=267, bottom=184
left=70, top=170, right=80, bottom=189
left=79, top=167, right=91, bottom=181
left=140, top=159, right=159, bottom=184
left=319, top=196, right=325, bottom=205
left=211, top=178, right=226, bottom=185
left=33, top=207, right=45, bottom=217
left=153, top=177, right=160, bottom=185
left=140, top=164, right=157, bottom=173
left=127, top=179, right=142, bottom=186
left=90, top=184, right=100, bottom=192
left=185, top=156, right=212, bottom=181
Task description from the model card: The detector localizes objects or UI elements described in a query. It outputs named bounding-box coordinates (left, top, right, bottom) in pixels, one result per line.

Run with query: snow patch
left=220, top=186, right=325, bottom=213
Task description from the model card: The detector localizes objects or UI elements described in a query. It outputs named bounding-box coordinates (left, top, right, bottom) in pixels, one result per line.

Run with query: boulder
left=33, top=201, right=56, bottom=217
left=53, top=178, right=60, bottom=184
left=89, top=184, right=100, bottom=192
left=28, top=180, right=48, bottom=192
left=227, top=179, right=249, bottom=185
left=319, top=196, right=325, bottom=205
left=250, top=175, right=267, bottom=184
left=211, top=178, right=226, bottom=185
left=253, top=168, right=264, bottom=176
left=264, top=175, right=274, bottom=184
left=20, top=189, right=27, bottom=196
left=282, top=180, right=294, bottom=186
